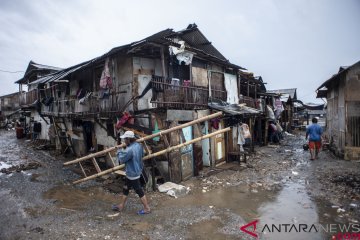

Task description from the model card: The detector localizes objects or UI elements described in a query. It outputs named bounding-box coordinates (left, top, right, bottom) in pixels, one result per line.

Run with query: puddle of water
left=43, top=185, right=117, bottom=210
left=163, top=181, right=335, bottom=239
left=163, top=185, right=278, bottom=221
left=258, top=182, right=323, bottom=240
left=0, top=161, right=13, bottom=169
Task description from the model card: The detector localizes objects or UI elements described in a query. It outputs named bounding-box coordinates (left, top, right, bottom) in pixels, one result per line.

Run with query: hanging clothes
left=274, top=98, right=284, bottom=119
left=115, top=112, right=133, bottom=130
left=210, top=118, right=220, bottom=130
left=79, top=92, right=92, bottom=104
left=99, top=58, right=113, bottom=89
left=83, top=121, right=94, bottom=152
left=241, top=123, right=251, bottom=139
left=237, top=124, right=246, bottom=152
left=267, top=105, right=275, bottom=120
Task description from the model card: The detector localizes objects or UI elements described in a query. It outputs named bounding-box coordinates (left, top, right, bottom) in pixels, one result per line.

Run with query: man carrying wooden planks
left=112, top=131, right=151, bottom=215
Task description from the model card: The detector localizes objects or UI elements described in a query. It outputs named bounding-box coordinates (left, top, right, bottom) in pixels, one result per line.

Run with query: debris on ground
left=0, top=161, right=42, bottom=174
left=158, top=182, right=190, bottom=198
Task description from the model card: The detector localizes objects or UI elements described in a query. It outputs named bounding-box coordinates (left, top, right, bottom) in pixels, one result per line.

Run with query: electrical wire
left=0, top=69, right=24, bottom=73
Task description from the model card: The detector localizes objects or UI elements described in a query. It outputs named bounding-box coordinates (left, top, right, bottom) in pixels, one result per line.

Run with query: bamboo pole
left=63, top=111, right=223, bottom=166
left=72, top=127, right=230, bottom=184
left=73, top=164, right=125, bottom=184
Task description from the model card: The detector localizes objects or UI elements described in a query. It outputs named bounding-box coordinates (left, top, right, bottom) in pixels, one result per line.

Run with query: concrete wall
left=32, top=111, right=50, bottom=140
left=94, top=121, right=117, bottom=147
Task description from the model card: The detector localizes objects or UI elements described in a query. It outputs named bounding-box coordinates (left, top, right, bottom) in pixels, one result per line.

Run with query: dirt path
left=0, top=130, right=359, bottom=239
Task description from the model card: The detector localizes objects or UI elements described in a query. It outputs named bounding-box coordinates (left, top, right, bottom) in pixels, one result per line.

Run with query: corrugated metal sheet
left=267, top=88, right=297, bottom=100
left=28, top=59, right=95, bottom=86
left=208, top=99, right=261, bottom=115
left=15, top=61, right=63, bottom=84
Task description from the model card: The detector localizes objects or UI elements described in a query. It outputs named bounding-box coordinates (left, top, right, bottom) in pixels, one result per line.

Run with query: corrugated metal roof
left=29, top=59, right=94, bottom=85
left=15, top=61, right=63, bottom=84
left=208, top=98, right=261, bottom=116
left=267, top=88, right=297, bottom=100
left=177, top=26, right=227, bottom=61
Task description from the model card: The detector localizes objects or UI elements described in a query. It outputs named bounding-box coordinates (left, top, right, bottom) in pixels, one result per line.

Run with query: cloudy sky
left=0, top=0, right=359, bottom=103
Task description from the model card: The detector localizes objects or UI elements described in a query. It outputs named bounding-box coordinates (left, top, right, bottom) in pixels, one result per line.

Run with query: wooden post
left=64, top=111, right=223, bottom=166
left=160, top=47, right=166, bottom=78
left=247, top=81, right=250, bottom=97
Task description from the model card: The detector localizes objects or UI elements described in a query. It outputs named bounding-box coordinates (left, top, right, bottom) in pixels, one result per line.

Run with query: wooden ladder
left=52, top=117, right=75, bottom=155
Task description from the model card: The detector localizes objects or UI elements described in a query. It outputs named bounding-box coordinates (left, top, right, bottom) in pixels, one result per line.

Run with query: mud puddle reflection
left=164, top=181, right=335, bottom=239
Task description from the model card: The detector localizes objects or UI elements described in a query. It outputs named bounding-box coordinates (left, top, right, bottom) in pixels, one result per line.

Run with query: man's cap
left=120, top=130, right=135, bottom=139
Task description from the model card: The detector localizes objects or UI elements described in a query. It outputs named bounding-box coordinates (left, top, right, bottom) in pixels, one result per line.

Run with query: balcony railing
left=20, top=89, right=38, bottom=106
left=151, top=76, right=226, bottom=110
left=239, top=95, right=256, bottom=108
left=41, top=90, right=129, bottom=117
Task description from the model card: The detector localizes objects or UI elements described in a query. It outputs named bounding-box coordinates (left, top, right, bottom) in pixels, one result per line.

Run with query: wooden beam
left=107, top=152, right=116, bottom=167
left=160, top=46, right=166, bottom=78
left=92, top=158, right=101, bottom=173
left=79, top=162, right=87, bottom=177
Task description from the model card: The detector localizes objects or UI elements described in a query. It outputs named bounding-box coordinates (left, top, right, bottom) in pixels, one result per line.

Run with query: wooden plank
left=79, top=162, right=87, bottom=177
left=195, top=123, right=203, bottom=136
left=107, top=152, right=116, bottom=167
left=162, top=135, right=170, bottom=147
left=64, top=111, right=223, bottom=166
left=92, top=157, right=101, bottom=173
left=143, top=141, right=152, bottom=155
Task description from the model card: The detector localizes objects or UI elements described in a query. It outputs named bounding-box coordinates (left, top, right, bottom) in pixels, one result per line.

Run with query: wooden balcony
left=20, top=89, right=38, bottom=106
left=41, top=91, right=129, bottom=118
left=151, top=76, right=226, bottom=110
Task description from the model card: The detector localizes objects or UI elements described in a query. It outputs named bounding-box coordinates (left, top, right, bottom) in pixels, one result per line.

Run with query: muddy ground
left=0, top=129, right=359, bottom=240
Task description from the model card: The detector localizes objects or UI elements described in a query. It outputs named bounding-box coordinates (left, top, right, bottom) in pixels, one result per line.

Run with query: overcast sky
left=0, top=0, right=359, bottom=103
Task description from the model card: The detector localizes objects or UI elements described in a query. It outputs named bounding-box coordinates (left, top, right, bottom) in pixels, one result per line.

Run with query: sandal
left=137, top=209, right=151, bottom=215
left=112, top=204, right=121, bottom=212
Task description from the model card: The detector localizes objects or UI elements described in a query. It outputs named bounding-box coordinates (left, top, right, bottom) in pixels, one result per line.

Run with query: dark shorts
left=309, top=141, right=321, bottom=150
left=123, top=178, right=144, bottom=198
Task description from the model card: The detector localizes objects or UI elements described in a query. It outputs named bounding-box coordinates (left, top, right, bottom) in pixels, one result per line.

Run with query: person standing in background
left=306, top=117, right=323, bottom=160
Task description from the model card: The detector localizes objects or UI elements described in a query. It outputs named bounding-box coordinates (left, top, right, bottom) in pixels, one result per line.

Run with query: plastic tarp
left=224, top=73, right=239, bottom=104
